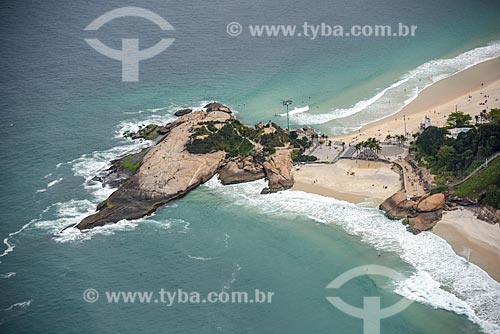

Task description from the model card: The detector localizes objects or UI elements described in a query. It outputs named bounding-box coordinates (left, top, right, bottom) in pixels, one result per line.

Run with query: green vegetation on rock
left=123, top=124, right=163, bottom=140
left=413, top=109, right=500, bottom=208
left=454, top=156, right=500, bottom=209
left=186, top=120, right=255, bottom=158
left=415, top=110, right=500, bottom=181
left=119, top=150, right=148, bottom=174
left=185, top=120, right=315, bottom=160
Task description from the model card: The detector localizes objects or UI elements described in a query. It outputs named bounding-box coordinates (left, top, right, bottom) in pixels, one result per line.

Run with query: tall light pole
left=282, top=100, right=292, bottom=132
left=403, top=114, right=407, bottom=137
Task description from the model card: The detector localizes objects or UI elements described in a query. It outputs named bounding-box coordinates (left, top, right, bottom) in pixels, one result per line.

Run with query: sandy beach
left=335, top=56, right=500, bottom=143
left=433, top=209, right=500, bottom=281
left=292, top=160, right=402, bottom=207
left=294, top=57, right=500, bottom=281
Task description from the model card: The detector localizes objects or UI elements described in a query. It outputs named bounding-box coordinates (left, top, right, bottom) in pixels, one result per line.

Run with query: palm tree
left=396, top=134, right=405, bottom=146
left=354, top=142, right=362, bottom=156
left=311, top=133, right=317, bottom=145
left=374, top=141, right=381, bottom=160
left=319, top=134, right=326, bottom=146
left=480, top=110, right=487, bottom=123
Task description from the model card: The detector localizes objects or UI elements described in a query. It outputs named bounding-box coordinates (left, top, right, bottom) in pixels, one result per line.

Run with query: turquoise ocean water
left=1, top=0, right=500, bottom=333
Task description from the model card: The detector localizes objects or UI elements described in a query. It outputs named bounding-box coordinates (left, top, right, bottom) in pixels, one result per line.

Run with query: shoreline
left=334, top=56, right=500, bottom=143
left=433, top=208, right=500, bottom=282
left=294, top=56, right=500, bottom=282
left=292, top=160, right=401, bottom=207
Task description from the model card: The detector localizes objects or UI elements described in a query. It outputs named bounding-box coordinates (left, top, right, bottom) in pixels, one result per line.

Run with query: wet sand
left=335, top=57, right=500, bottom=143
left=292, top=160, right=401, bottom=207
left=433, top=208, right=500, bottom=281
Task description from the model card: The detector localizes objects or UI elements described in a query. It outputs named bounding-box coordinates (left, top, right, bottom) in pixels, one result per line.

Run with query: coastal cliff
left=76, top=103, right=295, bottom=230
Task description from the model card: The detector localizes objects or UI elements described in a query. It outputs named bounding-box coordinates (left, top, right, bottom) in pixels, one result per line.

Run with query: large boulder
left=204, top=102, right=232, bottom=113
left=218, top=156, right=266, bottom=185
left=261, top=149, right=294, bottom=193
left=379, top=191, right=417, bottom=220
left=174, top=108, right=192, bottom=117
left=380, top=191, right=445, bottom=234
left=417, top=193, right=445, bottom=212
left=407, top=211, right=443, bottom=234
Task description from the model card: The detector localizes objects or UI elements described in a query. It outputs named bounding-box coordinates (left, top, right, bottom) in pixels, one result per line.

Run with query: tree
left=480, top=110, right=488, bottom=123
left=436, top=145, right=456, bottom=169
left=319, top=134, right=326, bottom=145
left=446, top=111, right=472, bottom=128
left=354, top=142, right=362, bottom=156
left=395, top=134, right=406, bottom=146
left=488, top=108, right=500, bottom=124
left=311, top=133, right=317, bottom=145
left=415, top=126, right=449, bottom=156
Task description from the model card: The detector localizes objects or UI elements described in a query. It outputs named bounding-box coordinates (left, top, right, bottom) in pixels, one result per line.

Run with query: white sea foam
left=71, top=143, right=151, bottom=200
left=0, top=204, right=54, bottom=262
left=2, top=300, right=32, bottom=312
left=202, top=177, right=500, bottom=333
left=0, top=272, right=16, bottom=279
left=223, top=263, right=242, bottom=291
left=54, top=220, right=141, bottom=243
left=35, top=176, right=64, bottom=194
left=170, top=219, right=190, bottom=233
left=30, top=199, right=177, bottom=243
left=0, top=221, right=35, bottom=261
left=28, top=102, right=208, bottom=243
left=47, top=177, right=63, bottom=188
left=2, top=103, right=204, bottom=254
left=115, top=101, right=209, bottom=140
left=187, top=254, right=213, bottom=261
left=292, top=41, right=500, bottom=125
left=279, top=105, right=309, bottom=116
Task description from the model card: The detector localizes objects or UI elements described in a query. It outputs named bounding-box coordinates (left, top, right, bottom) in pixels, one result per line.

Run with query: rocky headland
left=76, top=103, right=299, bottom=230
